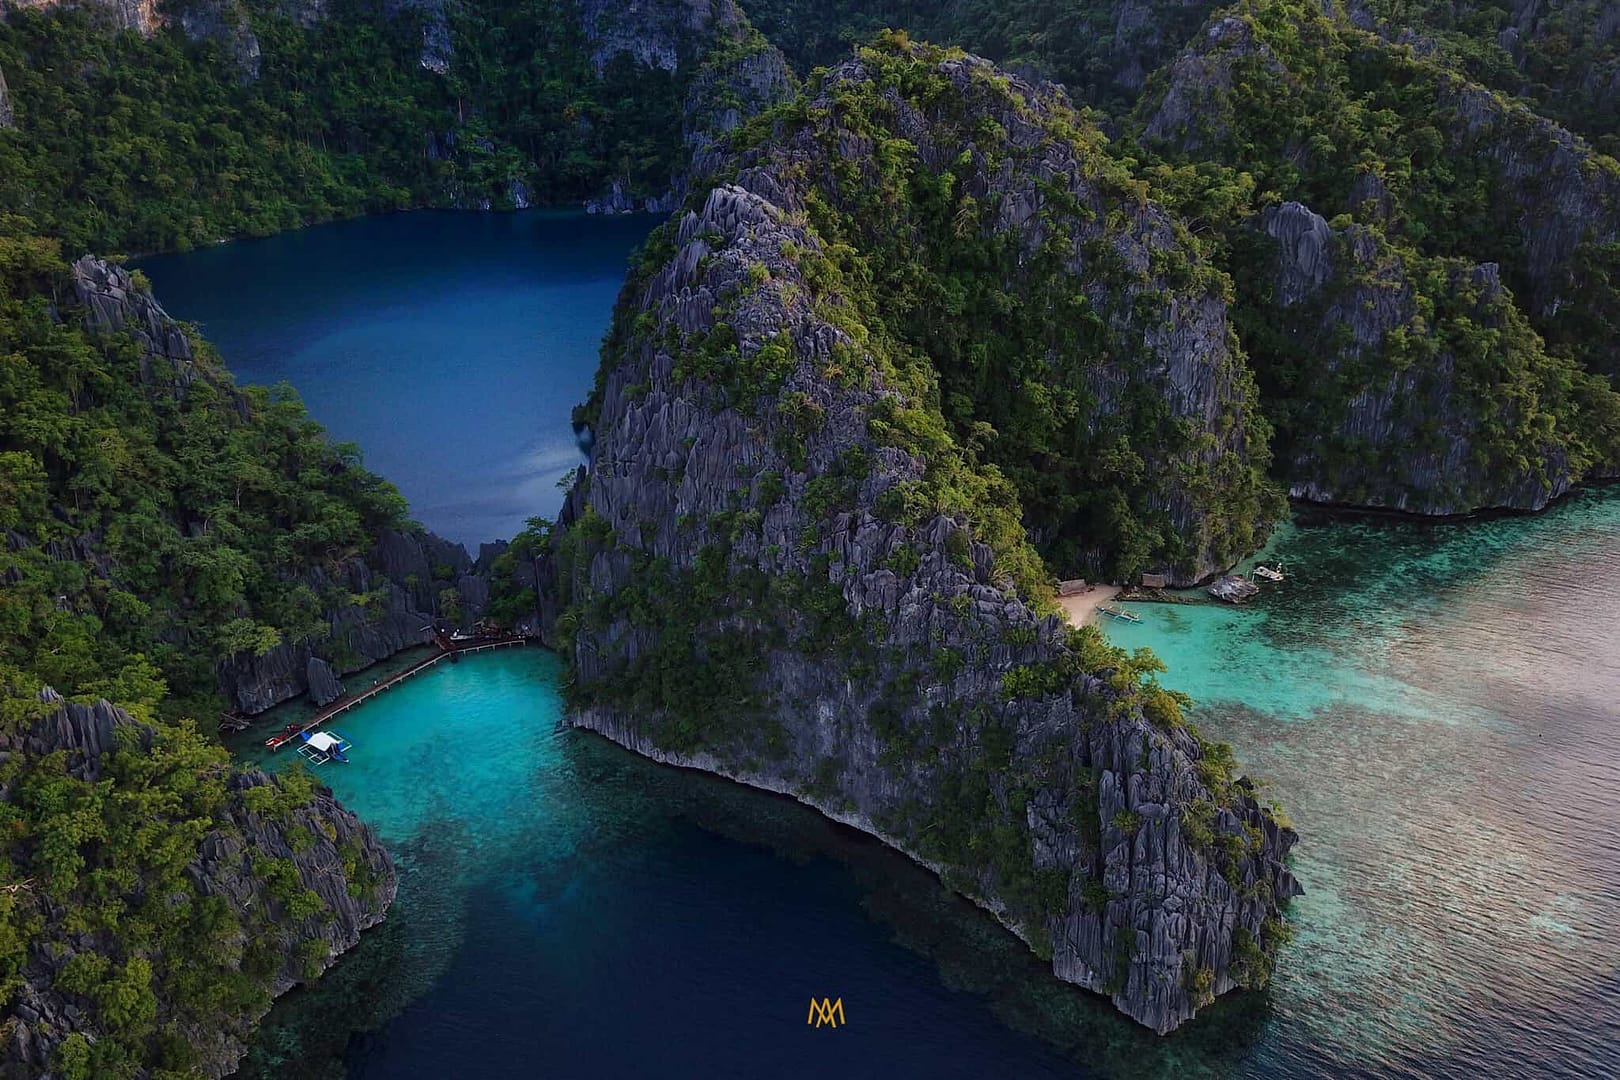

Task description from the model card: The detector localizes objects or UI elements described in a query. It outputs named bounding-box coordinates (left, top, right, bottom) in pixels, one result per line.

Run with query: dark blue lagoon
left=158, top=215, right=1618, bottom=1080
left=137, top=211, right=657, bottom=547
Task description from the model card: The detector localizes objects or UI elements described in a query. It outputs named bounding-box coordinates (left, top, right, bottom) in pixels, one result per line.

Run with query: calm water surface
left=162, top=217, right=1619, bottom=1078
left=137, top=211, right=656, bottom=547
left=232, top=490, right=1620, bottom=1080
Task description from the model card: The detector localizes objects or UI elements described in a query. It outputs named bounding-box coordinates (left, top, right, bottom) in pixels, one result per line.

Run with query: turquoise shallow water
left=235, top=488, right=1620, bottom=1080
left=146, top=214, right=1619, bottom=1076
left=1101, top=490, right=1620, bottom=1079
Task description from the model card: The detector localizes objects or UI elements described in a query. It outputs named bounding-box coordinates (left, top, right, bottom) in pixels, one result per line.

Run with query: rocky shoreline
left=1, top=692, right=396, bottom=1078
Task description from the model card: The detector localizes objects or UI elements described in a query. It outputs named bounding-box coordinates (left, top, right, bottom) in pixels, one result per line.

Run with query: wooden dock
left=265, top=636, right=528, bottom=751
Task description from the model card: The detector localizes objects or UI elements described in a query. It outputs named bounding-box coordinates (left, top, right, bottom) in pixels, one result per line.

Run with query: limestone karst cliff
left=3, top=245, right=494, bottom=724
left=587, top=31, right=1279, bottom=585
left=1128, top=0, right=1620, bottom=510
left=1134, top=0, right=1620, bottom=381
left=1248, top=201, right=1620, bottom=512
left=551, top=40, right=1299, bottom=1034
left=0, top=691, right=396, bottom=1079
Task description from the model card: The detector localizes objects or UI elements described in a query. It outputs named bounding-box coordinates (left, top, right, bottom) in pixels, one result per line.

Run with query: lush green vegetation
left=740, top=0, right=1218, bottom=116
left=1225, top=217, right=1620, bottom=503
left=1112, top=0, right=1620, bottom=496
left=1357, top=0, right=1620, bottom=157
left=0, top=216, right=404, bottom=1077
left=0, top=217, right=413, bottom=724
left=718, top=35, right=1280, bottom=581
left=0, top=0, right=710, bottom=254
left=1, top=723, right=339, bottom=1080
left=1128, top=0, right=1620, bottom=379
left=743, top=0, right=1620, bottom=157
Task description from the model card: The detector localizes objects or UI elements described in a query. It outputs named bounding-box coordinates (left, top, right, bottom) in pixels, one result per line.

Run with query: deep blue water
left=137, top=211, right=656, bottom=547
left=232, top=651, right=1167, bottom=1080
left=161, top=214, right=1618, bottom=1080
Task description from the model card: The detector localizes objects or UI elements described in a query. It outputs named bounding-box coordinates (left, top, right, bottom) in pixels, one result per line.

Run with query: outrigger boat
left=296, top=730, right=353, bottom=766
left=1098, top=604, right=1142, bottom=623
left=1253, top=562, right=1286, bottom=582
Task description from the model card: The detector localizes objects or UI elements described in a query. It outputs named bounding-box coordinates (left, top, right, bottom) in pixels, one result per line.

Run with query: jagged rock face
left=1104, top=0, right=1225, bottom=92
left=65, top=257, right=493, bottom=715
left=0, top=692, right=396, bottom=1078
left=306, top=655, right=345, bottom=705
left=1135, top=0, right=1620, bottom=378
left=579, top=0, right=733, bottom=74
left=585, top=1, right=797, bottom=214
left=681, top=35, right=797, bottom=185
left=214, top=531, right=495, bottom=714
left=1256, top=201, right=1602, bottom=512
left=1142, top=14, right=1285, bottom=151
left=0, top=64, right=13, bottom=130
left=72, top=255, right=196, bottom=364
left=7, top=0, right=162, bottom=34
left=174, top=0, right=264, bottom=81
left=1437, top=79, right=1620, bottom=342
left=724, top=49, right=1271, bottom=584
left=557, top=45, right=1299, bottom=1034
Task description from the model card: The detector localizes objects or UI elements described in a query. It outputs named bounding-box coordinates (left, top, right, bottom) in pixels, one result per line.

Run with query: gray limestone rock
left=553, top=48, right=1300, bottom=1036
left=306, top=656, right=345, bottom=706
left=0, top=692, right=395, bottom=1078
left=72, top=255, right=195, bottom=364
left=1259, top=201, right=1591, bottom=513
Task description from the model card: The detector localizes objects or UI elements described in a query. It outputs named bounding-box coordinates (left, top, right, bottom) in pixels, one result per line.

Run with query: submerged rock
left=1206, top=574, right=1259, bottom=602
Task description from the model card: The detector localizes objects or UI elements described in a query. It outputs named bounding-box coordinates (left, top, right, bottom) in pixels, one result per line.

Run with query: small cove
left=153, top=213, right=1619, bottom=1078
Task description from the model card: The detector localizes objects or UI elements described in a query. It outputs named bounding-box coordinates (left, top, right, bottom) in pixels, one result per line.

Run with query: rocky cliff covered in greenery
left=0, top=691, right=394, bottom=1079
left=1125, top=0, right=1620, bottom=511
left=0, top=216, right=422, bottom=1076
left=0, top=0, right=792, bottom=251
left=553, top=40, right=1300, bottom=1034
left=0, top=221, right=494, bottom=723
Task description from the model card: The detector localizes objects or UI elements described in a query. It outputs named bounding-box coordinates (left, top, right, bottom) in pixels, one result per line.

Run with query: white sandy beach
left=1057, top=583, right=1122, bottom=625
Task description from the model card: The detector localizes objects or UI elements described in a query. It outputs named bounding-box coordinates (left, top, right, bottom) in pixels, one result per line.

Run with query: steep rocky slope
left=553, top=40, right=1299, bottom=1034
left=0, top=690, right=395, bottom=1078
left=585, top=5, right=799, bottom=213
left=1352, top=0, right=1620, bottom=150
left=1129, top=0, right=1620, bottom=510
left=739, top=0, right=1227, bottom=111
left=1, top=238, right=492, bottom=726
left=1134, top=0, right=1620, bottom=379
left=586, top=31, right=1278, bottom=584
left=1246, top=201, right=1619, bottom=511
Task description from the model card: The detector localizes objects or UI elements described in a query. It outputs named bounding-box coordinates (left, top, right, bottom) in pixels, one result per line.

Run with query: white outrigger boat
left=296, top=730, right=354, bottom=766
left=1099, top=604, right=1142, bottom=623
left=1253, top=562, right=1286, bottom=582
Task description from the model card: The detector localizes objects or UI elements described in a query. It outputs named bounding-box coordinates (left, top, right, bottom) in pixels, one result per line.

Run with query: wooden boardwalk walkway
left=266, top=636, right=528, bottom=751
